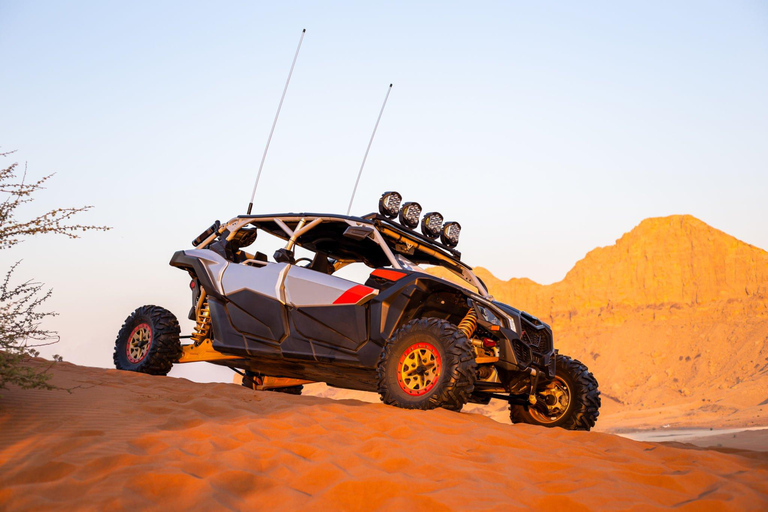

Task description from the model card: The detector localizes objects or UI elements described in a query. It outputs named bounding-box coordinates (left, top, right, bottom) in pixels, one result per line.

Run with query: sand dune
left=1, top=361, right=767, bottom=511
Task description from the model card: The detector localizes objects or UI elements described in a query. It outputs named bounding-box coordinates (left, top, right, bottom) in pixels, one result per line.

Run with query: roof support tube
left=294, top=218, right=322, bottom=239
left=285, top=219, right=306, bottom=251
left=371, top=228, right=401, bottom=269
left=275, top=218, right=294, bottom=238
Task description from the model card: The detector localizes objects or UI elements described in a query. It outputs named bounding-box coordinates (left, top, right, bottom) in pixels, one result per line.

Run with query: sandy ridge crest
left=1, top=361, right=767, bottom=511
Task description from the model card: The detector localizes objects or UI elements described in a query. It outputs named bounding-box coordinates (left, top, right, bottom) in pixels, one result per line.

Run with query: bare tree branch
left=1, top=150, right=109, bottom=392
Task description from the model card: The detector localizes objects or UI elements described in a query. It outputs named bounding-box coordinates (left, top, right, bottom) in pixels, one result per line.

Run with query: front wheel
left=509, top=354, right=600, bottom=430
left=377, top=318, right=477, bottom=411
left=113, top=305, right=181, bottom=375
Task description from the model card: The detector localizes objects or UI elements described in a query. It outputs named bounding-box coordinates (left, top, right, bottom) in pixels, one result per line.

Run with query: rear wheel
left=509, top=354, right=600, bottom=430
left=114, top=305, right=181, bottom=375
left=377, top=318, right=476, bottom=411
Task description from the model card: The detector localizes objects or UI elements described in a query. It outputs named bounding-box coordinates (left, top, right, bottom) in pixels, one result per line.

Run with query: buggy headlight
left=477, top=305, right=502, bottom=327
left=420, top=211, right=443, bottom=239
left=398, top=201, right=422, bottom=229
left=378, top=191, right=402, bottom=218
left=440, top=221, right=461, bottom=247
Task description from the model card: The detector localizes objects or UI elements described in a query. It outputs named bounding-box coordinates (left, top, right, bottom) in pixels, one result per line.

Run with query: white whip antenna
left=346, top=83, right=393, bottom=215
left=247, top=29, right=306, bottom=215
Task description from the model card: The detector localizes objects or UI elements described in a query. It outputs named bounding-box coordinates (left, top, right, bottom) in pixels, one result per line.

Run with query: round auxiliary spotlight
left=421, top=211, right=443, bottom=239
left=440, top=221, right=461, bottom=247
left=378, top=191, right=402, bottom=218
left=398, top=201, right=422, bottom=229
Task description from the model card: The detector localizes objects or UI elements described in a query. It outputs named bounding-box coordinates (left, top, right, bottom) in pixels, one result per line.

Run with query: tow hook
left=528, top=368, right=539, bottom=405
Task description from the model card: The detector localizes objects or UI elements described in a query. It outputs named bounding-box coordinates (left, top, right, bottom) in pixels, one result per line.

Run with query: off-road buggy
left=114, top=192, right=601, bottom=430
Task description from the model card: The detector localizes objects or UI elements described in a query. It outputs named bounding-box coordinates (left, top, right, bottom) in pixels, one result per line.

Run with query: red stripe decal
left=333, top=284, right=375, bottom=305
left=371, top=269, right=407, bottom=281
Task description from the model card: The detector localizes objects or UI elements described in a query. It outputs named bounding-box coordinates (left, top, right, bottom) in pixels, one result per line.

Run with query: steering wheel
left=294, top=257, right=313, bottom=268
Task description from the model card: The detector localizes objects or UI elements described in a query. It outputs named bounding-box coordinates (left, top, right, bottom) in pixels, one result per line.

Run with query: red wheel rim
left=397, top=342, right=442, bottom=396
left=126, top=323, right=152, bottom=363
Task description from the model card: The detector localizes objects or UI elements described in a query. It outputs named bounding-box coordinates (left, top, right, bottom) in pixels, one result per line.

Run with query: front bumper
left=480, top=301, right=556, bottom=378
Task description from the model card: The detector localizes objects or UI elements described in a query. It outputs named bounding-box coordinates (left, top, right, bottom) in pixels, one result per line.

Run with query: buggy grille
left=521, top=329, right=552, bottom=354
left=512, top=340, right=531, bottom=365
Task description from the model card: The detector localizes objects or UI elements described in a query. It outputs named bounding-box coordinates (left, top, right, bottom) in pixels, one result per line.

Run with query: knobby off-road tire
left=113, top=305, right=182, bottom=375
left=242, top=371, right=303, bottom=395
left=510, top=354, right=601, bottom=431
left=377, top=318, right=477, bottom=411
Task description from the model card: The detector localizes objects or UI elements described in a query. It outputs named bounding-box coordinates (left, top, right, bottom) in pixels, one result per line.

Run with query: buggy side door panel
left=222, top=261, right=289, bottom=302
left=207, top=297, right=275, bottom=357
left=178, top=253, right=381, bottom=366
left=225, top=290, right=287, bottom=343
left=283, top=265, right=376, bottom=364
left=211, top=260, right=315, bottom=359
left=284, top=265, right=376, bottom=306
left=293, top=306, right=368, bottom=362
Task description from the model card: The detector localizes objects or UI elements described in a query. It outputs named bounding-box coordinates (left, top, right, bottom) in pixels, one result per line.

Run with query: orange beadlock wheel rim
left=397, top=342, right=442, bottom=396
left=126, top=323, right=152, bottom=363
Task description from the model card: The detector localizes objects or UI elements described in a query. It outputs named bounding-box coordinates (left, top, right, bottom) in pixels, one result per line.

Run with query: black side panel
left=209, top=292, right=315, bottom=360
left=355, top=341, right=385, bottom=369
left=373, top=284, right=419, bottom=344
left=293, top=306, right=368, bottom=351
left=226, top=290, right=286, bottom=342
left=209, top=298, right=261, bottom=355
left=280, top=327, right=316, bottom=363
left=291, top=306, right=368, bottom=364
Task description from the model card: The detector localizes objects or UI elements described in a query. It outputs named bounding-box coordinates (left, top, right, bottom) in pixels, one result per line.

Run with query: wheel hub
left=397, top=342, right=442, bottom=396
left=126, top=323, right=152, bottom=363
left=529, top=376, right=571, bottom=423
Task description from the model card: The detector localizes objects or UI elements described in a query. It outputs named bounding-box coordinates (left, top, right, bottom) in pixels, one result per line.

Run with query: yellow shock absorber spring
left=458, top=308, right=478, bottom=339
left=190, top=290, right=212, bottom=345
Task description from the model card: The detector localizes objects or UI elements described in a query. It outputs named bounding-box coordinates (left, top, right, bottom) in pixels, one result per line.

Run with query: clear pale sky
left=1, top=1, right=766, bottom=380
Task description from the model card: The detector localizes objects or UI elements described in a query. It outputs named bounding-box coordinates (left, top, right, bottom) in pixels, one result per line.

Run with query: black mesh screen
left=521, top=328, right=552, bottom=354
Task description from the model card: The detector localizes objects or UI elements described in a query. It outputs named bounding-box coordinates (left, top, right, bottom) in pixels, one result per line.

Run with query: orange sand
left=1, top=361, right=767, bottom=511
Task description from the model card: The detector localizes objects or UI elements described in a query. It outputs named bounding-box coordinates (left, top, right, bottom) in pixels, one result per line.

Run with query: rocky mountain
left=474, top=215, right=768, bottom=316
left=432, top=215, right=768, bottom=428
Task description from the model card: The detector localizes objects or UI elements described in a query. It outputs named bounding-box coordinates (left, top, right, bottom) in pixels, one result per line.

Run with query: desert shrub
left=0, top=150, right=108, bottom=391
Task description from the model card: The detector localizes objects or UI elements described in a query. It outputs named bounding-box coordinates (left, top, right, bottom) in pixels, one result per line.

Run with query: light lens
left=398, top=202, right=422, bottom=228
left=378, top=191, right=402, bottom=218
left=477, top=305, right=501, bottom=326
left=420, top=211, right=443, bottom=238
left=440, top=221, right=461, bottom=247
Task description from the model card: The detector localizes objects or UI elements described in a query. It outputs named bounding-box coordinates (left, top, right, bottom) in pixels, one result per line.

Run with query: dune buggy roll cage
left=192, top=212, right=490, bottom=298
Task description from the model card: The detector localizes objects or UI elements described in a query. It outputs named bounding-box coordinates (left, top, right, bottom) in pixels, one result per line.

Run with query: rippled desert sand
left=1, top=361, right=766, bottom=511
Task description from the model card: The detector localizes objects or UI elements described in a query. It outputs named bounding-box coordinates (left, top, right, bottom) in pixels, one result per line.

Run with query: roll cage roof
left=197, top=212, right=489, bottom=297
